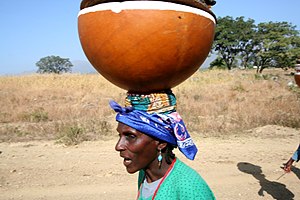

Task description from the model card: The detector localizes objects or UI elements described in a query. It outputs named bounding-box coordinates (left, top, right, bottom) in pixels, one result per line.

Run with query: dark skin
left=283, top=158, right=295, bottom=173
left=115, top=122, right=173, bottom=183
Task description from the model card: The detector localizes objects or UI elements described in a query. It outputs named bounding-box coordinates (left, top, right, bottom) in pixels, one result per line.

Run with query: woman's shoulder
left=173, top=158, right=203, bottom=179
left=160, top=158, right=215, bottom=200
left=174, top=159, right=211, bottom=189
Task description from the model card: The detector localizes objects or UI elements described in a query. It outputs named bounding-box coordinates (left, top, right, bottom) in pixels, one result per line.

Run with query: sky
left=1, top=0, right=300, bottom=75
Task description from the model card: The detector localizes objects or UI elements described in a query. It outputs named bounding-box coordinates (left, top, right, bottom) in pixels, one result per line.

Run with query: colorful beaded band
left=125, top=90, right=177, bottom=114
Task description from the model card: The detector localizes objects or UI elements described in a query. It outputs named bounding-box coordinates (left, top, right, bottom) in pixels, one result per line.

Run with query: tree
left=36, top=55, right=73, bottom=74
left=212, top=16, right=300, bottom=72
left=235, top=17, right=257, bottom=69
left=254, top=22, right=300, bottom=73
left=213, top=16, right=256, bottom=70
left=289, top=36, right=300, bottom=62
left=213, top=16, right=241, bottom=70
left=209, top=57, right=226, bottom=69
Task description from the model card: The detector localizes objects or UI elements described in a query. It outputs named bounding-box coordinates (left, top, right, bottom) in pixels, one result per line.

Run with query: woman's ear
left=157, top=142, right=167, bottom=151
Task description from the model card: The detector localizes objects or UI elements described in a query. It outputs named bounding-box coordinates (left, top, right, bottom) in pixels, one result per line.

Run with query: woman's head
left=115, top=122, right=169, bottom=173
left=110, top=91, right=198, bottom=163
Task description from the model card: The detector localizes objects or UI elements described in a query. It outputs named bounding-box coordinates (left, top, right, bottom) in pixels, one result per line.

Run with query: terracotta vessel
left=78, top=0, right=216, bottom=92
left=295, top=73, right=300, bottom=87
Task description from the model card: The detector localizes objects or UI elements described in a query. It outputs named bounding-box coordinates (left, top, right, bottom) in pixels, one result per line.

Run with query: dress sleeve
left=291, top=144, right=300, bottom=162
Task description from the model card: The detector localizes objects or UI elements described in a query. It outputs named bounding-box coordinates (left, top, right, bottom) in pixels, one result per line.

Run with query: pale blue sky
left=1, top=0, right=299, bottom=75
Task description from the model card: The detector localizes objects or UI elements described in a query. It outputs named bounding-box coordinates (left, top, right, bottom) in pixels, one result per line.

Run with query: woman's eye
left=125, top=134, right=136, bottom=140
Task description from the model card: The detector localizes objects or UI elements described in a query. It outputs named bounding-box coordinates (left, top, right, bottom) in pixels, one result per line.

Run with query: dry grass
left=0, top=69, right=299, bottom=143
left=175, top=69, right=300, bottom=136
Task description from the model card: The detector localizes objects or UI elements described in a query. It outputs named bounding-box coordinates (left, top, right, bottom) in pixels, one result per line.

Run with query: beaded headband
left=125, top=90, right=177, bottom=114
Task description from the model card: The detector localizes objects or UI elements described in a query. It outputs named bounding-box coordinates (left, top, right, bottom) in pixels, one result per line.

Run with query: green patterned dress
left=137, top=158, right=215, bottom=200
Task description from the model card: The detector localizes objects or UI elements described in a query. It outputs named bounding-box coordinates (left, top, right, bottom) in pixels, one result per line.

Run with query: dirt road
left=1, top=125, right=299, bottom=200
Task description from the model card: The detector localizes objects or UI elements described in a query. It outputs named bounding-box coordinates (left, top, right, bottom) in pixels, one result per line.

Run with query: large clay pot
left=78, top=0, right=216, bottom=92
left=295, top=73, right=300, bottom=87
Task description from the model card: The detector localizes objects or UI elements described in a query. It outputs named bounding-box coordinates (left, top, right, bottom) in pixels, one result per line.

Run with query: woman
left=110, top=90, right=215, bottom=200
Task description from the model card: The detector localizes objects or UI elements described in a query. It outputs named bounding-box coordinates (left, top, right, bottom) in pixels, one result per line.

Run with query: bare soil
left=1, top=125, right=299, bottom=200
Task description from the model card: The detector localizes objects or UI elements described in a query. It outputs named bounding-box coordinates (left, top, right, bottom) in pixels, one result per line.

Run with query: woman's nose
left=115, top=136, right=125, bottom=151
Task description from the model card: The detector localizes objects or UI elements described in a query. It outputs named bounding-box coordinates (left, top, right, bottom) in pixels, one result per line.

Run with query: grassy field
left=0, top=68, right=299, bottom=144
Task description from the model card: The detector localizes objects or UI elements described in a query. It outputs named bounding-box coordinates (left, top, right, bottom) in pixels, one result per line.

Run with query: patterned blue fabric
left=109, top=100, right=198, bottom=160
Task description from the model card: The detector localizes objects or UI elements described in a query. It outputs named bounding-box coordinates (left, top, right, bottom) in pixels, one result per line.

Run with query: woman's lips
left=120, top=154, right=132, bottom=167
left=123, top=158, right=132, bottom=167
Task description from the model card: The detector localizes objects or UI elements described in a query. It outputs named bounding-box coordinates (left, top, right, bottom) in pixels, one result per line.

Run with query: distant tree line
left=211, top=16, right=300, bottom=73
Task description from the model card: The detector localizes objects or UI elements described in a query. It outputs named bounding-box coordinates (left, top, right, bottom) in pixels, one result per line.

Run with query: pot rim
left=80, top=0, right=216, bottom=20
left=78, top=1, right=216, bottom=23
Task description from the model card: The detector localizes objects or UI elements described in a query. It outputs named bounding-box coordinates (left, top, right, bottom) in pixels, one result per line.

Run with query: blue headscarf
left=109, top=100, right=198, bottom=160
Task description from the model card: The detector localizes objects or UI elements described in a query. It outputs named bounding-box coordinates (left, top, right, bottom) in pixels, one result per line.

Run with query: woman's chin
left=126, top=167, right=138, bottom=174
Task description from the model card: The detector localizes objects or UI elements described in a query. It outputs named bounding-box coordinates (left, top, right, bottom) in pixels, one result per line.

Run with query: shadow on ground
left=237, top=162, right=294, bottom=200
left=291, top=165, right=300, bottom=180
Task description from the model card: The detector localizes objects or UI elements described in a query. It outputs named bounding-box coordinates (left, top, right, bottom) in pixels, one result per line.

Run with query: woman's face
left=115, top=122, right=159, bottom=174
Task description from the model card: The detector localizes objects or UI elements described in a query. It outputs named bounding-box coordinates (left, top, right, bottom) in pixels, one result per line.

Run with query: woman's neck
left=144, top=157, right=175, bottom=183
